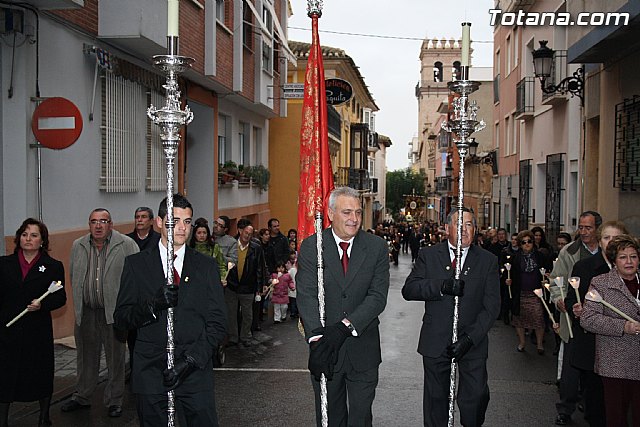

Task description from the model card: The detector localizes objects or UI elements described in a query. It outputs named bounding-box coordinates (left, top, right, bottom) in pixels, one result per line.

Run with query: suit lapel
left=322, top=229, right=343, bottom=284
left=344, top=231, right=367, bottom=287
left=146, top=246, right=168, bottom=289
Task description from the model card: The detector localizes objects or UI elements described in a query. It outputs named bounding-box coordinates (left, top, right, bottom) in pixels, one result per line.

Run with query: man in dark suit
left=297, top=186, right=390, bottom=427
left=113, top=194, right=227, bottom=426
left=403, top=207, right=500, bottom=427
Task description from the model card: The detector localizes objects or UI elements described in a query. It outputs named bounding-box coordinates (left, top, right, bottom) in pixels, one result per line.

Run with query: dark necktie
left=173, top=255, right=180, bottom=285
left=450, top=247, right=458, bottom=271
left=339, top=242, right=350, bottom=275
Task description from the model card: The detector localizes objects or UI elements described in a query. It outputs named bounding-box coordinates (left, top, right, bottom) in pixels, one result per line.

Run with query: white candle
left=504, top=262, right=512, bottom=298
left=534, top=288, right=555, bottom=324
left=461, top=22, right=471, bottom=67
left=569, top=277, right=581, bottom=303
left=168, top=0, right=180, bottom=36
left=554, top=278, right=573, bottom=339
left=585, top=289, right=636, bottom=322
left=6, top=281, right=63, bottom=327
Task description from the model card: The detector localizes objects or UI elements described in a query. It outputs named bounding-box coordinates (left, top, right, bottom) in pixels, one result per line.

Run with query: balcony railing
left=515, top=77, right=535, bottom=119
left=327, top=105, right=341, bottom=139
left=336, top=167, right=371, bottom=192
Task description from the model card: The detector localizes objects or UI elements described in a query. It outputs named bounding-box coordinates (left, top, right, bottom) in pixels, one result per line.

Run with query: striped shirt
left=83, top=236, right=110, bottom=308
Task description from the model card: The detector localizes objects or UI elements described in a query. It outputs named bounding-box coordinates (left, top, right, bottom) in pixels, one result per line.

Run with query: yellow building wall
left=269, top=100, right=303, bottom=233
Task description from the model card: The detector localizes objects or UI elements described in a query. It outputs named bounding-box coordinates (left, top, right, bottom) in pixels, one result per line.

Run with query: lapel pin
left=38, top=265, right=46, bottom=273
left=184, top=277, right=189, bottom=283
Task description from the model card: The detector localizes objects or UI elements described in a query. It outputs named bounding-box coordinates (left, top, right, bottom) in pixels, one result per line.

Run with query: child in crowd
left=286, top=252, right=298, bottom=318
left=270, top=262, right=295, bottom=323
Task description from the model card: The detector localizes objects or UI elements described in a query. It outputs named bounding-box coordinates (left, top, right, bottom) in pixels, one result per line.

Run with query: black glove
left=446, top=333, right=473, bottom=362
left=163, top=355, right=196, bottom=390
left=151, top=284, right=179, bottom=312
left=441, top=278, right=465, bottom=297
left=308, top=340, right=335, bottom=381
left=321, top=322, right=351, bottom=357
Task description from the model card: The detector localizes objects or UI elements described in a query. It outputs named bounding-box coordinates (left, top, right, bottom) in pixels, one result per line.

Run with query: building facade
left=269, top=40, right=389, bottom=232
left=0, top=0, right=292, bottom=337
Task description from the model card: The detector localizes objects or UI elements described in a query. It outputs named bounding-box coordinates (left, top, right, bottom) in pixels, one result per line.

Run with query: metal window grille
left=545, top=153, right=565, bottom=245
left=146, top=90, right=167, bottom=191
left=101, top=73, right=146, bottom=192
left=518, top=160, right=531, bottom=231
left=614, top=95, right=640, bottom=191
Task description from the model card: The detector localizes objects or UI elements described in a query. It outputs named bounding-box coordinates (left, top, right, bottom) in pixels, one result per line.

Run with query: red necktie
left=451, top=248, right=457, bottom=271
left=339, top=242, right=350, bottom=275
left=173, top=255, right=180, bottom=285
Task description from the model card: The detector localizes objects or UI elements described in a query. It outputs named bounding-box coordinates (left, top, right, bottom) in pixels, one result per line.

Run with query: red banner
left=297, top=13, right=335, bottom=244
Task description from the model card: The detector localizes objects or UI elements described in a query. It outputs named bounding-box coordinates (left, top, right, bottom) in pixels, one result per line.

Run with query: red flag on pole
left=297, top=11, right=334, bottom=244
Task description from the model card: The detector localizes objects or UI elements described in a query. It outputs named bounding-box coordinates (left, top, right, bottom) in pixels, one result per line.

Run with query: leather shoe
left=61, top=399, right=90, bottom=412
left=555, top=414, right=571, bottom=425
left=108, top=405, right=122, bottom=418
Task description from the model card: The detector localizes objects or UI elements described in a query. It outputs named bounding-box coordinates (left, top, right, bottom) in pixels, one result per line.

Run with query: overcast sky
left=287, top=0, right=495, bottom=171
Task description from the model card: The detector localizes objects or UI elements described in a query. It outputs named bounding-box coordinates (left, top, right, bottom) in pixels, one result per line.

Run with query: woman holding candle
left=565, top=221, right=628, bottom=426
left=0, top=218, right=66, bottom=427
left=581, top=234, right=640, bottom=427
left=506, top=230, right=552, bottom=354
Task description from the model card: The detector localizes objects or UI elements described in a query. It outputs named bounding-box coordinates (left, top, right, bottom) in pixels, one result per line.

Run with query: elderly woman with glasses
left=581, top=234, right=640, bottom=427
left=505, top=230, right=553, bottom=354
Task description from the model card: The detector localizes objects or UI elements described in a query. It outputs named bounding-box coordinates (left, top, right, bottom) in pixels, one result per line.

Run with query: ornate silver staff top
left=307, top=0, right=323, bottom=17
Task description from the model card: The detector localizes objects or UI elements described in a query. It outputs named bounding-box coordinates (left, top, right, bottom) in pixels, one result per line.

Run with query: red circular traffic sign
left=31, top=97, right=83, bottom=149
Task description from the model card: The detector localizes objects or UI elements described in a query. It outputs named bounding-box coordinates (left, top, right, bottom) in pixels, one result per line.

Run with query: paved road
left=8, top=251, right=590, bottom=426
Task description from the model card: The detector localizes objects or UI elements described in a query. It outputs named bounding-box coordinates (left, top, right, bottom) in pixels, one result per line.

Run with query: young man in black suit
left=403, top=207, right=500, bottom=427
left=297, top=186, right=390, bottom=426
left=114, top=194, right=227, bottom=426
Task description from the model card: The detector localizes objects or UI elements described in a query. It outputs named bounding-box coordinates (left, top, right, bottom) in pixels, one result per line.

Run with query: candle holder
left=146, top=35, right=194, bottom=427
left=440, top=22, right=486, bottom=427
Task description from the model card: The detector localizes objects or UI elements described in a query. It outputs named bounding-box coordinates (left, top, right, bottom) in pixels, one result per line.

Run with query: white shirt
left=448, top=243, right=469, bottom=269
left=158, top=240, right=185, bottom=279
left=332, top=229, right=354, bottom=259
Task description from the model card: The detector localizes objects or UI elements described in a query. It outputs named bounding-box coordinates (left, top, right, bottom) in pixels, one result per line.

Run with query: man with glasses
left=212, top=215, right=238, bottom=264
left=403, top=207, right=500, bottom=427
left=61, top=209, right=139, bottom=418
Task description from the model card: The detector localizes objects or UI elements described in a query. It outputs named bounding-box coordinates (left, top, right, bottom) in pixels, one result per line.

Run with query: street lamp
left=468, top=137, right=479, bottom=158
left=532, top=40, right=584, bottom=103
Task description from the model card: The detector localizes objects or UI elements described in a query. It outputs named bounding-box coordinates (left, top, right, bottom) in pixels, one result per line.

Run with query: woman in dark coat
left=506, top=230, right=552, bottom=354
left=0, top=218, right=66, bottom=427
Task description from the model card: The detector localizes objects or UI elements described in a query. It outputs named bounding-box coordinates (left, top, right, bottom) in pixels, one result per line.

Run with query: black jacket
left=566, top=253, right=610, bottom=370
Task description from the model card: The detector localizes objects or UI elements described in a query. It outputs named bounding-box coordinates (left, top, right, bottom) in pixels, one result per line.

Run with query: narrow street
left=9, top=250, right=588, bottom=426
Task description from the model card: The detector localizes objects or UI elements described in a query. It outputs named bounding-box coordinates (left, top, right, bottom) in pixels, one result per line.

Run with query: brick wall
left=52, top=0, right=98, bottom=35
left=242, top=47, right=255, bottom=101
left=181, top=2, right=206, bottom=75
left=216, top=26, right=234, bottom=87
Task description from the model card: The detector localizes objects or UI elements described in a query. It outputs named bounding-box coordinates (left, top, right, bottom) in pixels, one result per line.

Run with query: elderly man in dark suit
left=297, top=186, right=390, bottom=427
left=113, top=194, right=227, bottom=426
left=403, top=207, right=500, bottom=427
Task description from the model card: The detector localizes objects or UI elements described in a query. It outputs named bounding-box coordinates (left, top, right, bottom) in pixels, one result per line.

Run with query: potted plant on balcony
left=218, top=160, right=239, bottom=184
left=244, top=164, right=270, bottom=191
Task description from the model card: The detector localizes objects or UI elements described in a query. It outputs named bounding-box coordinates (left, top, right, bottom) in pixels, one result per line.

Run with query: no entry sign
left=31, top=97, right=83, bottom=149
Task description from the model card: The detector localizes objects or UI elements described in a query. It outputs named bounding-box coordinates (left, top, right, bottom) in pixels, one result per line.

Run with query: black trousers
left=556, top=340, right=580, bottom=417
left=422, top=355, right=490, bottom=427
left=311, top=358, right=379, bottom=427
left=136, top=390, right=218, bottom=427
